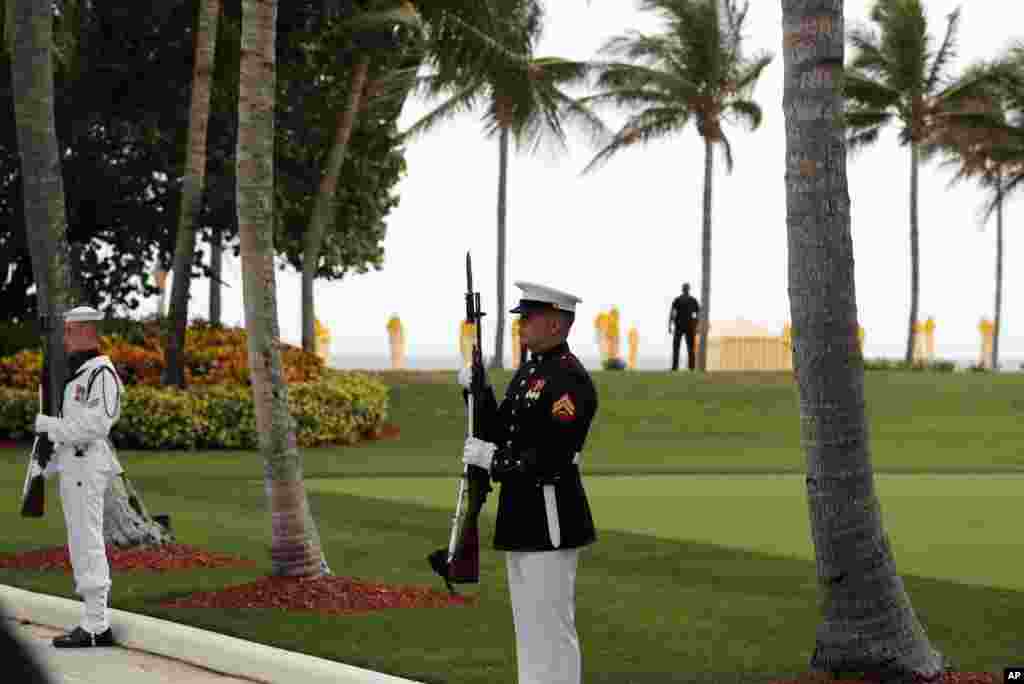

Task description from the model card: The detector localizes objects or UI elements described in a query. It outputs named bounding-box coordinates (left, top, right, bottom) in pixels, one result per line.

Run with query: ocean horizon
left=328, top=353, right=1024, bottom=373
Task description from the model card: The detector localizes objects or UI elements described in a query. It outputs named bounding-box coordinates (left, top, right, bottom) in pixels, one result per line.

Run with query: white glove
left=34, top=413, right=52, bottom=435
left=457, top=365, right=473, bottom=390
left=463, top=437, right=497, bottom=472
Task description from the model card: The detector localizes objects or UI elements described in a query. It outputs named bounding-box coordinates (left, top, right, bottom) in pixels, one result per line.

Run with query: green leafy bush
left=0, top=321, right=41, bottom=359
left=863, top=358, right=956, bottom=372
left=0, top=373, right=388, bottom=450
left=602, top=358, right=627, bottom=371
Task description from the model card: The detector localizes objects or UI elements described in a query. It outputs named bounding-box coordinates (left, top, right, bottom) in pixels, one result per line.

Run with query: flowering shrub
left=0, top=321, right=324, bottom=389
left=0, top=373, right=388, bottom=450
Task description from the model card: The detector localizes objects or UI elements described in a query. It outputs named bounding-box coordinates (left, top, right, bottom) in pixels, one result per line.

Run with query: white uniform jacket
left=35, top=354, right=125, bottom=478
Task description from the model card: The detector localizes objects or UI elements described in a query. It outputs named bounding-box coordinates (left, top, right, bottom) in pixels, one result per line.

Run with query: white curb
left=0, top=584, right=425, bottom=684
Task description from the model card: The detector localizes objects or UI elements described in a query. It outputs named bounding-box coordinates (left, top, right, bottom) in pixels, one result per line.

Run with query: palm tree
left=299, top=0, right=423, bottom=354
left=237, top=0, right=328, bottom=577
left=780, top=0, right=945, bottom=677
left=579, top=0, right=773, bottom=372
left=10, top=0, right=75, bottom=443
left=163, top=0, right=221, bottom=388
left=842, top=1, right=995, bottom=365
left=924, top=57, right=1024, bottom=372
left=401, top=0, right=608, bottom=369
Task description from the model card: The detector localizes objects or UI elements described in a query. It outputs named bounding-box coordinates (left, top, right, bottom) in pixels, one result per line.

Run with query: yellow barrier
left=627, top=327, right=638, bottom=370
left=314, top=318, right=331, bottom=362
left=979, top=318, right=994, bottom=369
left=594, top=312, right=609, bottom=362
left=707, top=336, right=792, bottom=371
left=912, top=317, right=935, bottom=362
left=386, top=315, right=405, bottom=369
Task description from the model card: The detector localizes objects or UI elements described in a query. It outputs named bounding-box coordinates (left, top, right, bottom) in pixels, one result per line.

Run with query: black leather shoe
left=52, top=626, right=115, bottom=648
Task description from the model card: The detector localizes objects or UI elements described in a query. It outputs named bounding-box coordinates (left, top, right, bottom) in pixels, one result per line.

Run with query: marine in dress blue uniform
left=460, top=281, right=597, bottom=684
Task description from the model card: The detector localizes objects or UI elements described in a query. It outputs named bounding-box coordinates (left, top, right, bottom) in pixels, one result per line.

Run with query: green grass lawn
left=0, top=370, right=1021, bottom=683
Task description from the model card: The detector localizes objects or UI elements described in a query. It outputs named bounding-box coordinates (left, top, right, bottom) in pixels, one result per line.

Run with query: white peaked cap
left=64, top=306, right=103, bottom=323
left=510, top=281, right=582, bottom=314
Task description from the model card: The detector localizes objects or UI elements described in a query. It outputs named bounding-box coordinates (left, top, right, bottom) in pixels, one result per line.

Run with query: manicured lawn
left=0, top=369, right=1020, bottom=683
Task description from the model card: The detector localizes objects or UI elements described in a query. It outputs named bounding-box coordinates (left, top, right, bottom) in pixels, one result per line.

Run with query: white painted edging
left=0, top=584, right=425, bottom=684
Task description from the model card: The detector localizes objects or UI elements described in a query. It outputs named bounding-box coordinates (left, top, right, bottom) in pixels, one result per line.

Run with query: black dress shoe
left=52, top=626, right=115, bottom=648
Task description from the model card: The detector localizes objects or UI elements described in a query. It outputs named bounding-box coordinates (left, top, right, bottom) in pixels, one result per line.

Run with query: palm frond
left=400, top=78, right=488, bottom=141
left=725, top=99, right=762, bottom=131
left=843, top=71, right=902, bottom=112
left=580, top=111, right=689, bottom=176
left=591, top=60, right=703, bottom=105
left=848, top=25, right=888, bottom=77
left=732, top=52, right=773, bottom=96
left=925, top=7, right=961, bottom=94
left=717, top=131, right=734, bottom=174
left=846, top=126, right=883, bottom=156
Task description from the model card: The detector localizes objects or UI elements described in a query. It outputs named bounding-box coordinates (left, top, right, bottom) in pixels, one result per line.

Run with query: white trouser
left=57, top=447, right=115, bottom=634
left=506, top=549, right=581, bottom=684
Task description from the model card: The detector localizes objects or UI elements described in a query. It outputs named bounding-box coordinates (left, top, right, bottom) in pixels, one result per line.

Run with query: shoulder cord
left=86, top=366, right=121, bottom=419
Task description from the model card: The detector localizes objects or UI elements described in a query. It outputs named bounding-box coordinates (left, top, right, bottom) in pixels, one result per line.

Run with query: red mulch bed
left=768, top=673, right=998, bottom=683
left=0, top=544, right=256, bottom=572
left=162, top=575, right=473, bottom=614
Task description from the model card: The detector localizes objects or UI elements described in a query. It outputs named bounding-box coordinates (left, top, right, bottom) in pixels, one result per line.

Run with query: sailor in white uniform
left=34, top=306, right=124, bottom=648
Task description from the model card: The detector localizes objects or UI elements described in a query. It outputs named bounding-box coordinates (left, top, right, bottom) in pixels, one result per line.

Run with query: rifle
left=20, top=315, right=56, bottom=518
left=428, top=252, right=492, bottom=594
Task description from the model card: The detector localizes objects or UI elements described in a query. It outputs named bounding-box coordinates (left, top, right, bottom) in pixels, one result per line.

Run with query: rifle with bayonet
left=428, top=252, right=493, bottom=594
left=20, top=315, right=56, bottom=518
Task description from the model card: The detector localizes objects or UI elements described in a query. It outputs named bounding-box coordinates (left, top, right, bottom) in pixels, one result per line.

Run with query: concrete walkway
left=0, top=585, right=424, bottom=684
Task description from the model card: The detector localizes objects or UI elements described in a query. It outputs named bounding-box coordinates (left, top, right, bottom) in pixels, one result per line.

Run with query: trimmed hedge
left=0, top=373, right=388, bottom=450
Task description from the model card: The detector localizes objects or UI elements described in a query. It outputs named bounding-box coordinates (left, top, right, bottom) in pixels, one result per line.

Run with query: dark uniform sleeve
left=491, top=366, right=596, bottom=483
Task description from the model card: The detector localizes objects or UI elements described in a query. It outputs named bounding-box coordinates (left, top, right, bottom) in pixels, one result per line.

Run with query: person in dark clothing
left=668, top=283, right=701, bottom=371
left=458, top=280, right=597, bottom=684
left=0, top=614, right=53, bottom=683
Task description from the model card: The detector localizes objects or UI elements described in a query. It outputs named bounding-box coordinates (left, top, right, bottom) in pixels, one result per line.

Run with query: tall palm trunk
left=992, top=179, right=1003, bottom=370
left=209, top=225, right=223, bottom=324
left=164, top=0, right=221, bottom=388
left=905, top=142, right=920, bottom=364
left=12, top=0, right=73, bottom=436
left=238, top=0, right=327, bottom=577
left=491, top=126, right=509, bottom=369
left=301, top=56, right=370, bottom=353
left=697, top=135, right=713, bottom=372
left=781, top=1, right=943, bottom=678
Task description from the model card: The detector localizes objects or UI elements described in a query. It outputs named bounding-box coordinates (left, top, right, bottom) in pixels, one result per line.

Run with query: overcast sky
left=174, top=0, right=1023, bottom=365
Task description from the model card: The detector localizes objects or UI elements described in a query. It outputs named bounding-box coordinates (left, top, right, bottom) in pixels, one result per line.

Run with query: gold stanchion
left=594, top=312, right=609, bottom=363
left=387, top=315, right=405, bottom=369
left=607, top=307, right=621, bottom=362
left=627, top=326, right=639, bottom=370
left=979, top=318, right=994, bottom=369
left=314, top=318, right=331, bottom=362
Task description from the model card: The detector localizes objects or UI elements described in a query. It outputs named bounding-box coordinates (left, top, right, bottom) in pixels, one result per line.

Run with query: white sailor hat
left=510, top=281, right=582, bottom=314
left=64, top=306, right=104, bottom=323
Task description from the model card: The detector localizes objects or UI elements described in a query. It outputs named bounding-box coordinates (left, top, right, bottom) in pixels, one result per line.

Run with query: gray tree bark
left=491, top=126, right=509, bottom=370
left=164, top=0, right=221, bottom=388
left=781, top=0, right=944, bottom=677
left=992, top=180, right=1003, bottom=370
left=905, top=142, right=920, bottom=364
left=238, top=0, right=329, bottom=577
left=697, top=135, right=713, bottom=372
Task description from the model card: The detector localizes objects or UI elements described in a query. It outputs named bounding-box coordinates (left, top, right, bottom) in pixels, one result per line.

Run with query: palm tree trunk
left=992, top=181, right=1003, bottom=371
left=209, top=225, right=223, bottom=324
left=238, top=0, right=327, bottom=577
left=491, top=126, right=509, bottom=370
left=301, top=56, right=370, bottom=353
left=697, top=136, right=713, bottom=372
left=12, top=0, right=73, bottom=447
left=781, top=1, right=944, bottom=678
left=164, top=0, right=221, bottom=388
left=905, top=142, right=920, bottom=364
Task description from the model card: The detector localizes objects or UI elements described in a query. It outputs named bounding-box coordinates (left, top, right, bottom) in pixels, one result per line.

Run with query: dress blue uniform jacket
left=472, top=342, right=598, bottom=552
